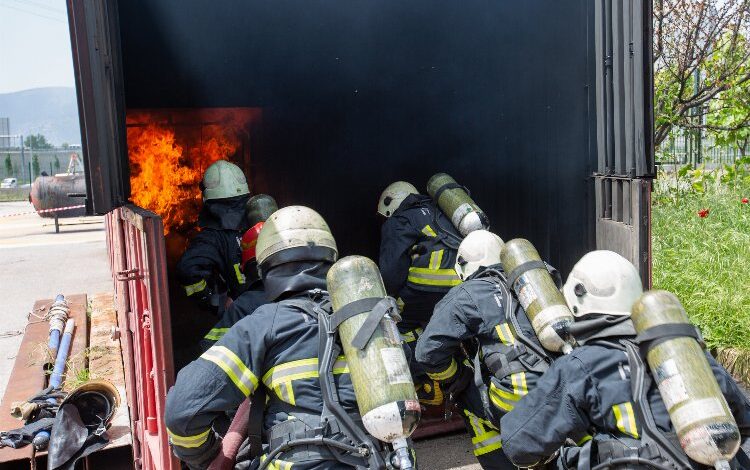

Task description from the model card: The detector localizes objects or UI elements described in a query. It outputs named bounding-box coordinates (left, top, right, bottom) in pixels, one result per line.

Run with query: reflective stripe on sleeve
left=167, top=427, right=211, bottom=449
left=421, top=225, right=437, bottom=237
left=407, top=267, right=461, bottom=287
left=184, top=279, right=207, bottom=296
left=259, top=454, right=294, bottom=470
left=426, top=358, right=458, bottom=381
left=401, top=327, right=424, bottom=343
left=204, top=327, right=230, bottom=341
left=488, top=382, right=521, bottom=412
left=495, top=323, right=516, bottom=345
left=464, top=410, right=502, bottom=456
left=510, top=371, right=528, bottom=397
left=262, top=356, right=349, bottom=405
left=613, top=402, right=639, bottom=438
left=428, top=249, right=444, bottom=270
left=233, top=263, right=246, bottom=284
left=200, top=346, right=258, bottom=396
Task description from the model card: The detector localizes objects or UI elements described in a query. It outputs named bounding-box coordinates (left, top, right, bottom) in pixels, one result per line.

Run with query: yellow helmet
left=377, top=181, right=419, bottom=217
left=256, top=206, right=338, bottom=277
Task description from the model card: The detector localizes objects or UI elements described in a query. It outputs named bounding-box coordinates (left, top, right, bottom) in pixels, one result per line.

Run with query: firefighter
left=378, top=181, right=463, bottom=405
left=415, top=230, right=555, bottom=469
left=165, top=206, right=376, bottom=470
left=176, top=161, right=251, bottom=314
left=499, top=251, right=750, bottom=469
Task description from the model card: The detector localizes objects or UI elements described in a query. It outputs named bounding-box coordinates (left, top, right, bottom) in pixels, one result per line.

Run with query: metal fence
left=0, top=147, right=84, bottom=183
left=656, top=127, right=747, bottom=166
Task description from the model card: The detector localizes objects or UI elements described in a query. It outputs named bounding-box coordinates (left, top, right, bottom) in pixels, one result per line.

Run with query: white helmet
left=256, top=206, right=338, bottom=277
left=377, top=181, right=419, bottom=217
left=563, top=250, right=643, bottom=317
left=202, top=160, right=250, bottom=201
left=455, top=230, right=505, bottom=280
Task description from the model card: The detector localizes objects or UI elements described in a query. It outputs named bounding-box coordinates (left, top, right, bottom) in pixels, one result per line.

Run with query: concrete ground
left=0, top=201, right=112, bottom=398
left=0, top=200, right=478, bottom=469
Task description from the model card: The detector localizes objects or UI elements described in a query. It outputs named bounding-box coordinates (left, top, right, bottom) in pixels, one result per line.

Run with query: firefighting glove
left=445, top=361, right=472, bottom=397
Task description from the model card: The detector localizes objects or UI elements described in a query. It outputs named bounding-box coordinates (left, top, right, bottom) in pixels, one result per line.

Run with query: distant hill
left=0, top=87, right=81, bottom=146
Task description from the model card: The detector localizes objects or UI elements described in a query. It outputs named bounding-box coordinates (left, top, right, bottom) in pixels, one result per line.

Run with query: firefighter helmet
left=256, top=206, right=338, bottom=277
left=60, top=379, right=121, bottom=429
left=377, top=182, right=419, bottom=217
left=241, top=222, right=264, bottom=266
left=454, top=230, right=505, bottom=280
left=201, top=160, right=250, bottom=201
left=563, top=250, right=643, bottom=317
left=246, top=194, right=278, bottom=227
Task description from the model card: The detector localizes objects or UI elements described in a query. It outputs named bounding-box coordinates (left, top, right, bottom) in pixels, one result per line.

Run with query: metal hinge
left=117, top=268, right=143, bottom=281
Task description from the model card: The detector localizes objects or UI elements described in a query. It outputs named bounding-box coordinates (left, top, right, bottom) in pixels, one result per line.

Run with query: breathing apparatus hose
left=590, top=457, right=675, bottom=470
left=258, top=437, right=367, bottom=470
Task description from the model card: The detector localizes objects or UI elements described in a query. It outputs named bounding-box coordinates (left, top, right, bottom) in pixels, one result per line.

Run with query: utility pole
left=20, top=135, right=26, bottom=184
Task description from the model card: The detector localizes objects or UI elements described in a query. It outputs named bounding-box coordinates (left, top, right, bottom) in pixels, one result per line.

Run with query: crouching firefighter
left=377, top=181, right=463, bottom=405
left=415, top=230, right=555, bottom=469
left=165, top=206, right=413, bottom=469
left=176, top=161, right=252, bottom=314
left=500, top=250, right=750, bottom=470
left=200, top=194, right=279, bottom=349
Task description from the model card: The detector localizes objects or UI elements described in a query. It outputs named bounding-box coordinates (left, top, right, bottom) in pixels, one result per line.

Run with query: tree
left=653, top=0, right=750, bottom=147
left=706, top=71, right=750, bottom=155
left=32, top=155, right=40, bottom=178
left=54, top=155, right=61, bottom=172
left=4, top=154, right=12, bottom=177
left=24, top=134, right=53, bottom=150
left=61, top=142, right=70, bottom=150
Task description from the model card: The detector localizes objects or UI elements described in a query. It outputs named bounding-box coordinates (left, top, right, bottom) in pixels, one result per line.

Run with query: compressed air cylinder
left=500, top=239, right=575, bottom=354
left=327, top=256, right=420, bottom=462
left=631, top=291, right=740, bottom=469
left=426, top=173, right=489, bottom=236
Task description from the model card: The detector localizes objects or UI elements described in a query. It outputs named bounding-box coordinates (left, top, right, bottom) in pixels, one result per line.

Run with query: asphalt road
left=0, top=201, right=112, bottom=398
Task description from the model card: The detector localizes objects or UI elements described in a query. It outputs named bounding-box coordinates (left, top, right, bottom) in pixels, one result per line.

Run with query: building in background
left=0, top=118, right=10, bottom=149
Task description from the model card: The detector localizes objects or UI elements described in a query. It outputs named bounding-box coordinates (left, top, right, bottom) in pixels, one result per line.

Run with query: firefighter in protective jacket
left=415, top=230, right=554, bottom=469
left=200, top=195, right=279, bottom=349
left=176, top=161, right=252, bottom=312
left=378, top=181, right=463, bottom=404
left=165, top=206, right=368, bottom=470
left=499, top=251, right=750, bottom=469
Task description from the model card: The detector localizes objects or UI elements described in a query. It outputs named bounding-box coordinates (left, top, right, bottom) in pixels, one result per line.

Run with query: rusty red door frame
left=107, top=205, right=178, bottom=470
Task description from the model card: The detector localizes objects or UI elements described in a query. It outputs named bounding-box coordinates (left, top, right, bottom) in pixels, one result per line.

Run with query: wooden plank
left=88, top=292, right=132, bottom=449
left=62, top=294, right=89, bottom=391
left=0, top=298, right=56, bottom=464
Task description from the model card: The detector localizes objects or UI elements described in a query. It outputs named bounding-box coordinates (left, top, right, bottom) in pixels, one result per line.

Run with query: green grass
left=652, top=181, right=750, bottom=350
left=0, top=188, right=30, bottom=202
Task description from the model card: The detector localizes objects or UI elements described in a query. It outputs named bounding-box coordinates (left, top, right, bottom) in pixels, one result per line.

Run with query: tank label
left=657, top=374, right=689, bottom=410
left=654, top=358, right=679, bottom=382
left=670, top=397, right=726, bottom=431
left=451, top=203, right=474, bottom=228
left=515, top=275, right=538, bottom=310
left=380, top=348, right=412, bottom=385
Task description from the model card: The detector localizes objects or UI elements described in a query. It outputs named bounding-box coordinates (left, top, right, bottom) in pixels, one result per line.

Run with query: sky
left=0, top=0, right=75, bottom=93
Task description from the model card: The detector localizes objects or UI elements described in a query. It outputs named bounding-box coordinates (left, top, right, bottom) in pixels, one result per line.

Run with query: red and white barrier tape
left=0, top=204, right=86, bottom=218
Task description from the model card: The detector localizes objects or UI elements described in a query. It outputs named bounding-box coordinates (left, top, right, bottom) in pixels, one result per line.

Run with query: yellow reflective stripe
left=613, top=402, right=639, bottom=438
left=407, top=267, right=461, bottom=287
left=421, top=225, right=437, bottom=237
left=511, top=372, right=528, bottom=397
left=464, top=410, right=502, bottom=456
left=427, top=358, right=458, bottom=381
left=260, top=454, right=294, bottom=470
left=204, top=327, right=230, bottom=341
left=184, top=279, right=207, bottom=296
left=201, top=346, right=258, bottom=397
left=167, top=427, right=211, bottom=449
left=488, top=382, right=520, bottom=412
left=401, top=327, right=424, bottom=343
left=234, top=263, right=246, bottom=284
left=262, top=356, right=349, bottom=405
left=577, top=434, right=593, bottom=446
left=495, top=323, right=516, bottom=345
left=428, top=249, right=445, bottom=270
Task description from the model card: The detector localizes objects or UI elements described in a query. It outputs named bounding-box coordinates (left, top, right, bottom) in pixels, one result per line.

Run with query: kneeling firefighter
left=415, top=230, right=556, bottom=469
left=500, top=250, right=750, bottom=469
left=176, top=160, right=252, bottom=314
left=200, top=194, right=279, bottom=350
left=166, top=206, right=415, bottom=470
left=377, top=181, right=463, bottom=404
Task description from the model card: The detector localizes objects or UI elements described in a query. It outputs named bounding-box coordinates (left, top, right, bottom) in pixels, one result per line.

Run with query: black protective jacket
left=165, top=262, right=358, bottom=470
left=200, top=281, right=268, bottom=351
left=176, top=196, right=250, bottom=303
left=415, top=266, right=551, bottom=426
left=500, top=323, right=750, bottom=469
left=379, top=194, right=462, bottom=327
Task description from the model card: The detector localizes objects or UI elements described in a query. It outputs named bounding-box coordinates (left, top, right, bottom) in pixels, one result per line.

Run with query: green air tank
left=426, top=173, right=489, bottom=236
left=631, top=291, right=740, bottom=469
left=500, top=238, right=575, bottom=354
left=245, top=194, right=279, bottom=226
left=327, top=256, right=420, bottom=468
